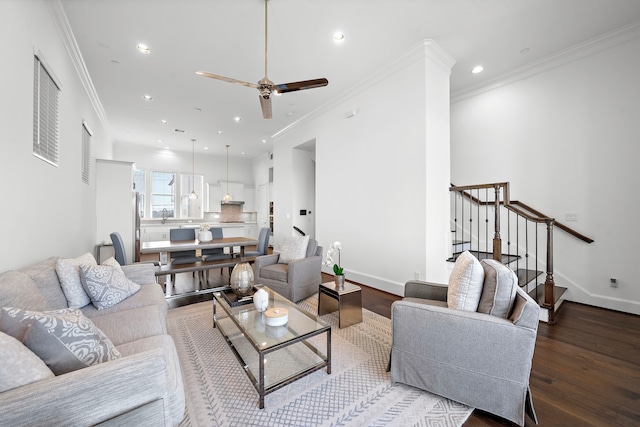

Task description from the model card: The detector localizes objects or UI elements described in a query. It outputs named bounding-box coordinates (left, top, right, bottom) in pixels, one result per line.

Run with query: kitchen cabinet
left=207, top=184, right=222, bottom=212
left=244, top=224, right=257, bottom=239
left=219, top=181, right=244, bottom=201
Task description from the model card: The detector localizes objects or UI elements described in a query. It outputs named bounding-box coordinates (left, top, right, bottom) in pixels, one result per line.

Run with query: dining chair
left=202, top=227, right=232, bottom=282
left=110, top=232, right=159, bottom=266
left=168, top=228, right=202, bottom=284
left=242, top=227, right=270, bottom=257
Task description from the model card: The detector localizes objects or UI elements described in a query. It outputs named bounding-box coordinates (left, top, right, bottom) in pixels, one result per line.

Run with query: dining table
left=141, top=236, right=259, bottom=265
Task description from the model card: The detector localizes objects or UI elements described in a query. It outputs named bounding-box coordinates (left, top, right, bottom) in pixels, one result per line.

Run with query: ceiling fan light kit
left=196, top=0, right=328, bottom=119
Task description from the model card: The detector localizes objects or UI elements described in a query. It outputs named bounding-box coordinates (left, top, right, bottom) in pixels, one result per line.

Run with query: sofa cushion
left=89, top=304, right=167, bottom=347
left=80, top=264, right=141, bottom=310
left=0, top=330, right=54, bottom=392
left=1, top=307, right=121, bottom=375
left=80, top=283, right=167, bottom=321
left=56, top=252, right=97, bottom=309
left=19, top=257, right=68, bottom=310
left=278, top=235, right=309, bottom=264
left=260, top=263, right=289, bottom=282
left=447, top=251, right=484, bottom=312
left=478, top=259, right=518, bottom=318
left=0, top=270, right=50, bottom=312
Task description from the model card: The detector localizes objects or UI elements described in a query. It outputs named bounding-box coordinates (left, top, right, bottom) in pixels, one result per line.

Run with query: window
left=133, top=169, right=146, bottom=219
left=33, top=55, right=60, bottom=166
left=81, top=122, right=92, bottom=184
left=151, top=171, right=175, bottom=219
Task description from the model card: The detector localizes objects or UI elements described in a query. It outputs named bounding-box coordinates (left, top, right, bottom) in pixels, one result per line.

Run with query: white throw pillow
left=0, top=331, right=54, bottom=392
left=56, top=252, right=97, bottom=308
left=80, top=264, right=141, bottom=310
left=278, top=235, right=310, bottom=264
left=478, top=259, right=518, bottom=318
left=447, top=251, right=485, bottom=311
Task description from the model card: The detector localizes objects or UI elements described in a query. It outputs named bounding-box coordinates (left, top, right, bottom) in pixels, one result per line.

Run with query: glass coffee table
left=213, top=286, right=331, bottom=408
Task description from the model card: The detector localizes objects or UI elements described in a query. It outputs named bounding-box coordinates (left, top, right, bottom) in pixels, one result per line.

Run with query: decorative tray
left=221, top=286, right=261, bottom=307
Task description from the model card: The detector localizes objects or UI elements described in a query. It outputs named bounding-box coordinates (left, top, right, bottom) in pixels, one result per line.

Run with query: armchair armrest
left=122, top=263, right=157, bottom=285
left=287, top=255, right=322, bottom=285
left=253, top=253, right=280, bottom=276
left=0, top=348, right=171, bottom=426
left=404, top=280, right=448, bottom=301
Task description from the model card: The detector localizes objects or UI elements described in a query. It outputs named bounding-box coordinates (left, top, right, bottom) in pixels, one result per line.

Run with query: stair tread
left=528, top=284, right=567, bottom=305
left=516, top=268, right=543, bottom=287
left=447, top=251, right=519, bottom=265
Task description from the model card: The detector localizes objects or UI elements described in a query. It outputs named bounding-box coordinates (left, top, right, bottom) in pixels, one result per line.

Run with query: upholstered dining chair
left=168, top=228, right=202, bottom=284
left=110, top=232, right=159, bottom=266
left=201, top=227, right=232, bottom=282
left=253, top=236, right=322, bottom=302
left=243, top=227, right=271, bottom=257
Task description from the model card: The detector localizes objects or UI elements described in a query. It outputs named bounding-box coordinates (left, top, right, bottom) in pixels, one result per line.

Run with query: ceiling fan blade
left=273, top=78, right=328, bottom=94
left=259, top=95, right=272, bottom=119
left=196, top=71, right=258, bottom=89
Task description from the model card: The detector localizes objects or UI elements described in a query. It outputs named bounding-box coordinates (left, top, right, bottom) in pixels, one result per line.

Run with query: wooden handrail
left=450, top=183, right=594, bottom=244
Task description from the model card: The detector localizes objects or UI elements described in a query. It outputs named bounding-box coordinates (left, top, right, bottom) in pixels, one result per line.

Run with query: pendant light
left=189, top=139, right=198, bottom=199
left=223, top=144, right=232, bottom=202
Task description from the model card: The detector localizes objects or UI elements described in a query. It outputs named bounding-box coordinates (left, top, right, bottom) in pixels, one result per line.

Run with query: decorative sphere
left=230, top=262, right=254, bottom=296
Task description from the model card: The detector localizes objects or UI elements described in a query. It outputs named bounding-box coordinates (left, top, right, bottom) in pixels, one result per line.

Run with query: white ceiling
left=59, top=0, right=640, bottom=158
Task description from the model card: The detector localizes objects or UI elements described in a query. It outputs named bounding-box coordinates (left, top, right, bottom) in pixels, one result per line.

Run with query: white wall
left=451, top=29, right=640, bottom=315
left=272, top=41, right=454, bottom=295
left=0, top=0, right=111, bottom=271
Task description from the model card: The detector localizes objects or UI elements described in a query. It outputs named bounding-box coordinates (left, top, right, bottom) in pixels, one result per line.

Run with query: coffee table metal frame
left=213, top=286, right=331, bottom=408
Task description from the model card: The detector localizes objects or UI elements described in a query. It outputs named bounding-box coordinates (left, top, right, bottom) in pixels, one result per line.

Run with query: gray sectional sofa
left=0, top=255, right=185, bottom=427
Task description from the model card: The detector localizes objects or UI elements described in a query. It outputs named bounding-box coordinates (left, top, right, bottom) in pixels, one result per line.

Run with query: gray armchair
left=390, top=279, right=539, bottom=426
left=253, top=238, right=323, bottom=302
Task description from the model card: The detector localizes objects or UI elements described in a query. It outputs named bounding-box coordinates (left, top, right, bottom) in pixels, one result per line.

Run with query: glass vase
left=230, top=262, right=254, bottom=296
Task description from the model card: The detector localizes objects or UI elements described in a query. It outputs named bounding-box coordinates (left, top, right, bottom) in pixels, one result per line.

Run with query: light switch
left=564, top=212, right=578, bottom=222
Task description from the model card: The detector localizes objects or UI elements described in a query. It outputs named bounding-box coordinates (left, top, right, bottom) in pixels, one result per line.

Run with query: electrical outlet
left=610, top=278, right=618, bottom=288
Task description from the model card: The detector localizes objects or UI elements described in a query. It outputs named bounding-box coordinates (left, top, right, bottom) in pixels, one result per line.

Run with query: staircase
left=449, top=183, right=594, bottom=324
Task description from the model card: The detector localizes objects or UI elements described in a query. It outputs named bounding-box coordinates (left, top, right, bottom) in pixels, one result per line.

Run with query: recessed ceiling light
left=471, top=65, right=484, bottom=74
left=204, top=147, right=209, bottom=150
left=142, top=94, right=153, bottom=101
left=333, top=32, right=345, bottom=42
left=261, top=139, right=267, bottom=144
left=241, top=152, right=246, bottom=156
left=218, top=130, right=223, bottom=134
left=136, top=44, right=150, bottom=54
left=157, top=139, right=162, bottom=143
left=160, top=119, right=167, bottom=125
left=234, top=116, right=242, bottom=122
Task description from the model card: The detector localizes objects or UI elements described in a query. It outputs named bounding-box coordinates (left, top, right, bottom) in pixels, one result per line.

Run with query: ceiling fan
left=196, top=0, right=328, bottom=119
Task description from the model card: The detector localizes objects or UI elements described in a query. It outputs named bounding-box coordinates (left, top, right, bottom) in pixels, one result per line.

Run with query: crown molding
left=451, top=19, right=640, bottom=103
left=46, top=0, right=111, bottom=136
left=273, top=39, right=453, bottom=141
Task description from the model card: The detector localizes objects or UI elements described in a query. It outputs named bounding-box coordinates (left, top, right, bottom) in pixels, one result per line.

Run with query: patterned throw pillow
left=79, top=264, right=141, bottom=310
left=447, top=251, right=485, bottom=311
left=56, top=252, right=97, bottom=308
left=0, top=307, right=121, bottom=375
left=277, top=235, right=310, bottom=264
left=0, top=331, right=54, bottom=392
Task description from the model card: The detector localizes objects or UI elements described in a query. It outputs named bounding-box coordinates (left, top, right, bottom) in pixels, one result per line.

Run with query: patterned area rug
left=167, top=296, right=472, bottom=426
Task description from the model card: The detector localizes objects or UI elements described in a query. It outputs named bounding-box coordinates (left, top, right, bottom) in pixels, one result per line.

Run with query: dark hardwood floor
left=166, top=271, right=640, bottom=426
